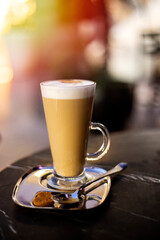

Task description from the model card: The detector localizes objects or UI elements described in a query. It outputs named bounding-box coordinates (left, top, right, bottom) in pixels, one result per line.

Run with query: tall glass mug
left=40, top=80, right=110, bottom=189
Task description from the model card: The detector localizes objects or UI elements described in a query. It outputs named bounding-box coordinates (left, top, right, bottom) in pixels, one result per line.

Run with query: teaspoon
left=52, top=162, right=127, bottom=208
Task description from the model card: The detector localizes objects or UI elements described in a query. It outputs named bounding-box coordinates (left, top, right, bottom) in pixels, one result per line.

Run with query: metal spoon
left=52, top=162, right=127, bottom=208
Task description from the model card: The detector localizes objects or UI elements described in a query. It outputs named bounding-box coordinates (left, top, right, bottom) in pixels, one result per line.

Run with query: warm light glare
left=0, top=0, right=36, bottom=34
left=0, top=0, right=12, bottom=32
left=0, top=39, right=13, bottom=121
left=0, top=39, right=13, bottom=84
left=0, top=67, right=13, bottom=84
left=78, top=21, right=96, bottom=40
left=8, top=0, right=36, bottom=26
left=85, top=40, right=106, bottom=68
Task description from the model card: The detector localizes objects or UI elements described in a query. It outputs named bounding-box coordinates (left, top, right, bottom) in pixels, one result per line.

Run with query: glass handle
left=86, top=122, right=110, bottom=161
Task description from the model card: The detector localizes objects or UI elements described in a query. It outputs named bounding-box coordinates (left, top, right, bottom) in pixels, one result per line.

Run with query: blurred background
left=1, top=0, right=160, bottom=169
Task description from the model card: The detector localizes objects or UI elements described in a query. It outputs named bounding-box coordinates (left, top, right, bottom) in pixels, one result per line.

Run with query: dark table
left=0, top=130, right=160, bottom=239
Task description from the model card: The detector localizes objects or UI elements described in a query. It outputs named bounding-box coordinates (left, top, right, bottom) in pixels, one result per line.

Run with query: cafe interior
left=0, top=0, right=160, bottom=168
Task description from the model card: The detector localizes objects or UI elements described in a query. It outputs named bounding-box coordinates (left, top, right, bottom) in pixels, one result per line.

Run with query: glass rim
left=40, top=79, right=96, bottom=88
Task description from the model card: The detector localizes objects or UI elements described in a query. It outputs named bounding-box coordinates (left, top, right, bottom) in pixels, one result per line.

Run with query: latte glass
left=40, top=79, right=110, bottom=189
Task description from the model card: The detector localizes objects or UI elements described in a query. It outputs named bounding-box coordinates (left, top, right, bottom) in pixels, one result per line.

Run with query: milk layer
left=40, top=80, right=95, bottom=99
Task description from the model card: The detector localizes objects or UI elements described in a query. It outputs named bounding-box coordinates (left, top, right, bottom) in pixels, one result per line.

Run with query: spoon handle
left=80, top=162, right=127, bottom=195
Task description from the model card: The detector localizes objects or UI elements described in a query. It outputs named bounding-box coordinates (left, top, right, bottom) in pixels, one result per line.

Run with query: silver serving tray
left=12, top=166, right=111, bottom=210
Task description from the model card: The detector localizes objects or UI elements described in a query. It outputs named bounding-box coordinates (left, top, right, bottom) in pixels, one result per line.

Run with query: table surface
left=0, top=129, right=160, bottom=240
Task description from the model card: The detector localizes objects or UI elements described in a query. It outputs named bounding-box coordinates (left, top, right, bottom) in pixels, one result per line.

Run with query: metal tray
left=12, top=166, right=111, bottom=210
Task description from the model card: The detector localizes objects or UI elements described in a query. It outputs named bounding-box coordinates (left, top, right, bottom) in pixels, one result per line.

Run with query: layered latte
left=41, top=80, right=95, bottom=177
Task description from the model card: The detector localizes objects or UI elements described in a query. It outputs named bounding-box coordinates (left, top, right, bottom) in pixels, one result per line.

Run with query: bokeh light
left=0, top=0, right=36, bottom=34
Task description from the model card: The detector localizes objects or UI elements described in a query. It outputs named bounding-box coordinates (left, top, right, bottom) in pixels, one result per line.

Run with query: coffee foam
left=41, top=80, right=95, bottom=99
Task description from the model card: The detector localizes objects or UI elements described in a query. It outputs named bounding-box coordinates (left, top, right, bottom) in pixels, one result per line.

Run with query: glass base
left=12, top=165, right=111, bottom=210
left=47, top=169, right=92, bottom=190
